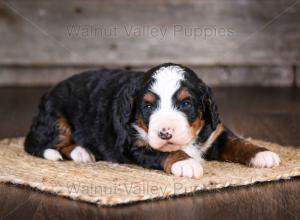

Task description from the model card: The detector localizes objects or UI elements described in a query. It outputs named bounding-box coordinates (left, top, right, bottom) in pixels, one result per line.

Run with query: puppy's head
left=133, top=63, right=219, bottom=152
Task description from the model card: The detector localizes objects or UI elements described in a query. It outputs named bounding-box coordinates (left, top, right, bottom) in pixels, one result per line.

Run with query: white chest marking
left=182, top=124, right=224, bottom=162
left=182, top=144, right=203, bottom=162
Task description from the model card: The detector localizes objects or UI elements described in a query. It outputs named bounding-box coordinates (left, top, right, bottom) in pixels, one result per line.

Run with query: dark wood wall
left=0, top=0, right=299, bottom=86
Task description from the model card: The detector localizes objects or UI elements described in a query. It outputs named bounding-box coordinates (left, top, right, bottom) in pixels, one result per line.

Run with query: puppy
left=24, top=63, right=280, bottom=178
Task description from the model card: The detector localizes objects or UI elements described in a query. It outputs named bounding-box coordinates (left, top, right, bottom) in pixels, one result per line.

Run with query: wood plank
left=0, top=0, right=299, bottom=66
left=297, top=66, right=300, bottom=86
left=214, top=87, right=300, bottom=146
left=0, top=66, right=294, bottom=86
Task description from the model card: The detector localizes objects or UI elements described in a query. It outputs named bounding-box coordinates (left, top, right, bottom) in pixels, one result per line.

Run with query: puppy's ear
left=114, top=82, right=139, bottom=126
left=112, top=79, right=142, bottom=147
left=203, top=86, right=220, bottom=130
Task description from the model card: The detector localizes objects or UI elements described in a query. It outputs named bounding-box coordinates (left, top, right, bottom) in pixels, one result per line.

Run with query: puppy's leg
left=55, top=117, right=95, bottom=163
left=130, top=146, right=203, bottom=178
left=219, top=137, right=280, bottom=168
left=25, top=106, right=95, bottom=163
left=25, top=114, right=72, bottom=161
left=24, top=98, right=62, bottom=159
left=164, top=151, right=203, bottom=178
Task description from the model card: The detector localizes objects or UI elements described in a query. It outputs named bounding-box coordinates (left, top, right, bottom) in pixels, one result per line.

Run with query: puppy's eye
left=143, top=103, right=154, bottom=111
left=179, top=100, right=192, bottom=110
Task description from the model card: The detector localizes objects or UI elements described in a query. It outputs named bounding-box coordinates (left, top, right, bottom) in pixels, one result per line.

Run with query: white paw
left=70, top=146, right=95, bottom=163
left=250, top=151, right=280, bottom=168
left=43, top=149, right=63, bottom=161
left=171, top=158, right=203, bottom=179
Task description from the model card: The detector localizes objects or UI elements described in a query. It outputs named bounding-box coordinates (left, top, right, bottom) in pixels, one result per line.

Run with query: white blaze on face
left=147, top=65, right=193, bottom=150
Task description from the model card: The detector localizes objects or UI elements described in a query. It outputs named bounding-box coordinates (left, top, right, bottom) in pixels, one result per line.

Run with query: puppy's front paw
left=70, top=146, right=95, bottom=163
left=250, top=151, right=280, bottom=168
left=43, top=149, right=63, bottom=161
left=171, top=158, right=203, bottom=179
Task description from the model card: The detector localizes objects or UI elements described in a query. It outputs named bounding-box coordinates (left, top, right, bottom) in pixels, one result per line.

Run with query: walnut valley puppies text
left=66, top=24, right=235, bottom=40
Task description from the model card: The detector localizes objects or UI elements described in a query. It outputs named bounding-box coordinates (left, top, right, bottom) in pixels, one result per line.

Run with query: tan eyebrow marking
left=144, top=92, right=156, bottom=103
left=177, top=88, right=191, bottom=101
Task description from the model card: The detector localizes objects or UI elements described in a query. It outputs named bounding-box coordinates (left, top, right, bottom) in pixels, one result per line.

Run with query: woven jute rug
left=0, top=138, right=299, bottom=206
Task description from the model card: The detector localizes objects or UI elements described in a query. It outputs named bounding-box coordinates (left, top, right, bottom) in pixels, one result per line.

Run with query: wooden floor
left=0, top=86, right=299, bottom=220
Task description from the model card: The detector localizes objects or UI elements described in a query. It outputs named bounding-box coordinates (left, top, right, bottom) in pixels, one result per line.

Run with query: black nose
left=158, top=131, right=172, bottom=140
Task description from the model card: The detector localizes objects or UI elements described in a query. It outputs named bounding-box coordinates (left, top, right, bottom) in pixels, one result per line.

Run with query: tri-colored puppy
left=25, top=63, right=280, bottom=178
